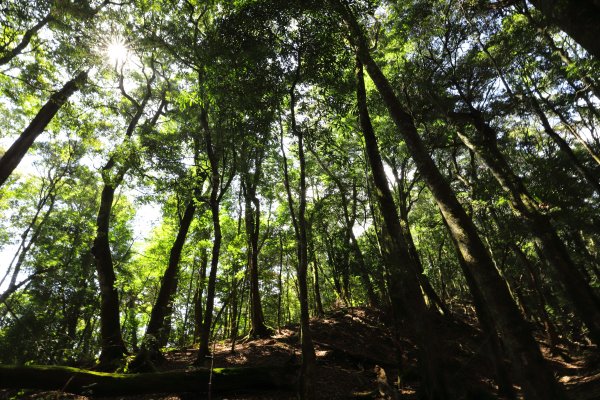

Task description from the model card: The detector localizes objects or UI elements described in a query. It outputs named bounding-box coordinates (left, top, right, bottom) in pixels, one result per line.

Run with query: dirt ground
left=2, top=307, right=599, bottom=400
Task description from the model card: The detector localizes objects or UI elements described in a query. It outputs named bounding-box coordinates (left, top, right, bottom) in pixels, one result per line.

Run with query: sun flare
left=106, top=36, right=129, bottom=67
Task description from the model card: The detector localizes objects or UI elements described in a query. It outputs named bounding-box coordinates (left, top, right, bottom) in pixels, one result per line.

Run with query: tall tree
left=92, top=62, right=165, bottom=367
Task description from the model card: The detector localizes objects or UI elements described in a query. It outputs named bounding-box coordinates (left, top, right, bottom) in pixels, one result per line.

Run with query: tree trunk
left=145, top=201, right=196, bottom=346
left=91, top=183, right=128, bottom=367
left=193, top=248, right=208, bottom=344
left=243, top=177, right=270, bottom=338
left=196, top=194, right=221, bottom=363
left=281, top=59, right=317, bottom=400
left=529, top=94, right=600, bottom=195
left=0, top=72, right=86, bottom=187
left=278, top=236, right=284, bottom=332
left=356, top=58, right=449, bottom=400
left=196, top=107, right=225, bottom=364
left=312, top=252, right=325, bottom=317
left=528, top=0, right=600, bottom=58
left=441, top=215, right=516, bottom=400
left=314, top=152, right=379, bottom=307
left=0, top=364, right=299, bottom=396
left=511, top=242, right=561, bottom=351
left=0, top=13, right=53, bottom=66
left=331, top=2, right=567, bottom=398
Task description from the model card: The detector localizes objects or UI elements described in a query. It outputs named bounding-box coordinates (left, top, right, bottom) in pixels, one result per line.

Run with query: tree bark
left=243, top=173, right=271, bottom=338
left=91, top=183, right=128, bottom=366
left=331, top=2, right=567, bottom=398
left=0, top=13, right=53, bottom=66
left=0, top=72, right=86, bottom=187
left=280, top=56, right=317, bottom=399
left=91, top=73, right=161, bottom=367
left=528, top=0, right=600, bottom=58
left=195, top=106, right=233, bottom=363
left=440, top=214, right=516, bottom=400
left=145, top=201, right=196, bottom=346
left=312, top=251, right=325, bottom=317
left=356, top=59, right=449, bottom=400
left=0, top=364, right=298, bottom=396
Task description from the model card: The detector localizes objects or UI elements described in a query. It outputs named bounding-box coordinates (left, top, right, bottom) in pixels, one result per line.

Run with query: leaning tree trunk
left=0, top=72, right=86, bottom=187
left=527, top=93, right=600, bottom=195
left=528, top=0, right=600, bottom=59
left=357, top=60, right=449, bottom=400
left=330, top=2, right=568, bottom=399
left=454, top=110, right=600, bottom=345
left=397, top=188, right=450, bottom=316
left=441, top=214, right=516, bottom=400
left=0, top=12, right=52, bottom=66
left=145, top=200, right=196, bottom=346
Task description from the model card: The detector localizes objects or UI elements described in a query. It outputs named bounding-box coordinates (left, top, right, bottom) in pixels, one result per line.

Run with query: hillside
left=3, top=307, right=599, bottom=400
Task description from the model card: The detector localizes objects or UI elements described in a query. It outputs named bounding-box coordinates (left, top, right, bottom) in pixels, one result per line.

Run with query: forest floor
left=4, top=307, right=600, bottom=400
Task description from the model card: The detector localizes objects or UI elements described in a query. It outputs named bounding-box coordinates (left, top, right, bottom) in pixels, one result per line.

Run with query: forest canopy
left=0, top=0, right=599, bottom=399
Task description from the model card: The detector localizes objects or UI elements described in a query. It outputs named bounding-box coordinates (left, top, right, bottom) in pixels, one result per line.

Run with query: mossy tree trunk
left=0, top=364, right=298, bottom=397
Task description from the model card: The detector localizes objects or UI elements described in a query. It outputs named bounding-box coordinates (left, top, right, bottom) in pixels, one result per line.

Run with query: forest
left=0, top=0, right=599, bottom=399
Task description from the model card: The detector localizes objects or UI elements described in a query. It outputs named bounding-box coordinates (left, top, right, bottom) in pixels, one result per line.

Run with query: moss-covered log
left=0, top=364, right=298, bottom=397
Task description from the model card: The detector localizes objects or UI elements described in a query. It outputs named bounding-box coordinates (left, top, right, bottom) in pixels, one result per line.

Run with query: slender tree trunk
left=0, top=72, right=86, bottom=187
left=296, top=127, right=316, bottom=400
left=0, top=12, right=53, bottom=66
left=0, top=192, right=58, bottom=303
left=528, top=94, right=600, bottom=194
left=277, top=236, right=284, bottom=332
left=243, top=178, right=270, bottom=338
left=195, top=193, right=221, bottom=363
left=398, top=195, right=450, bottom=316
left=511, top=243, right=561, bottom=350
left=179, top=268, right=196, bottom=347
left=145, top=201, right=196, bottom=346
left=195, top=107, right=231, bottom=364
left=193, top=249, right=208, bottom=344
left=330, top=2, right=567, bottom=398
left=230, top=275, right=239, bottom=347
left=389, top=159, right=449, bottom=315
left=312, top=252, right=325, bottom=317
left=537, top=91, right=600, bottom=167
left=281, top=58, right=316, bottom=399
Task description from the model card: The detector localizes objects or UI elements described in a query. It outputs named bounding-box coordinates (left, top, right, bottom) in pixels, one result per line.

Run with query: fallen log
left=0, top=364, right=298, bottom=397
